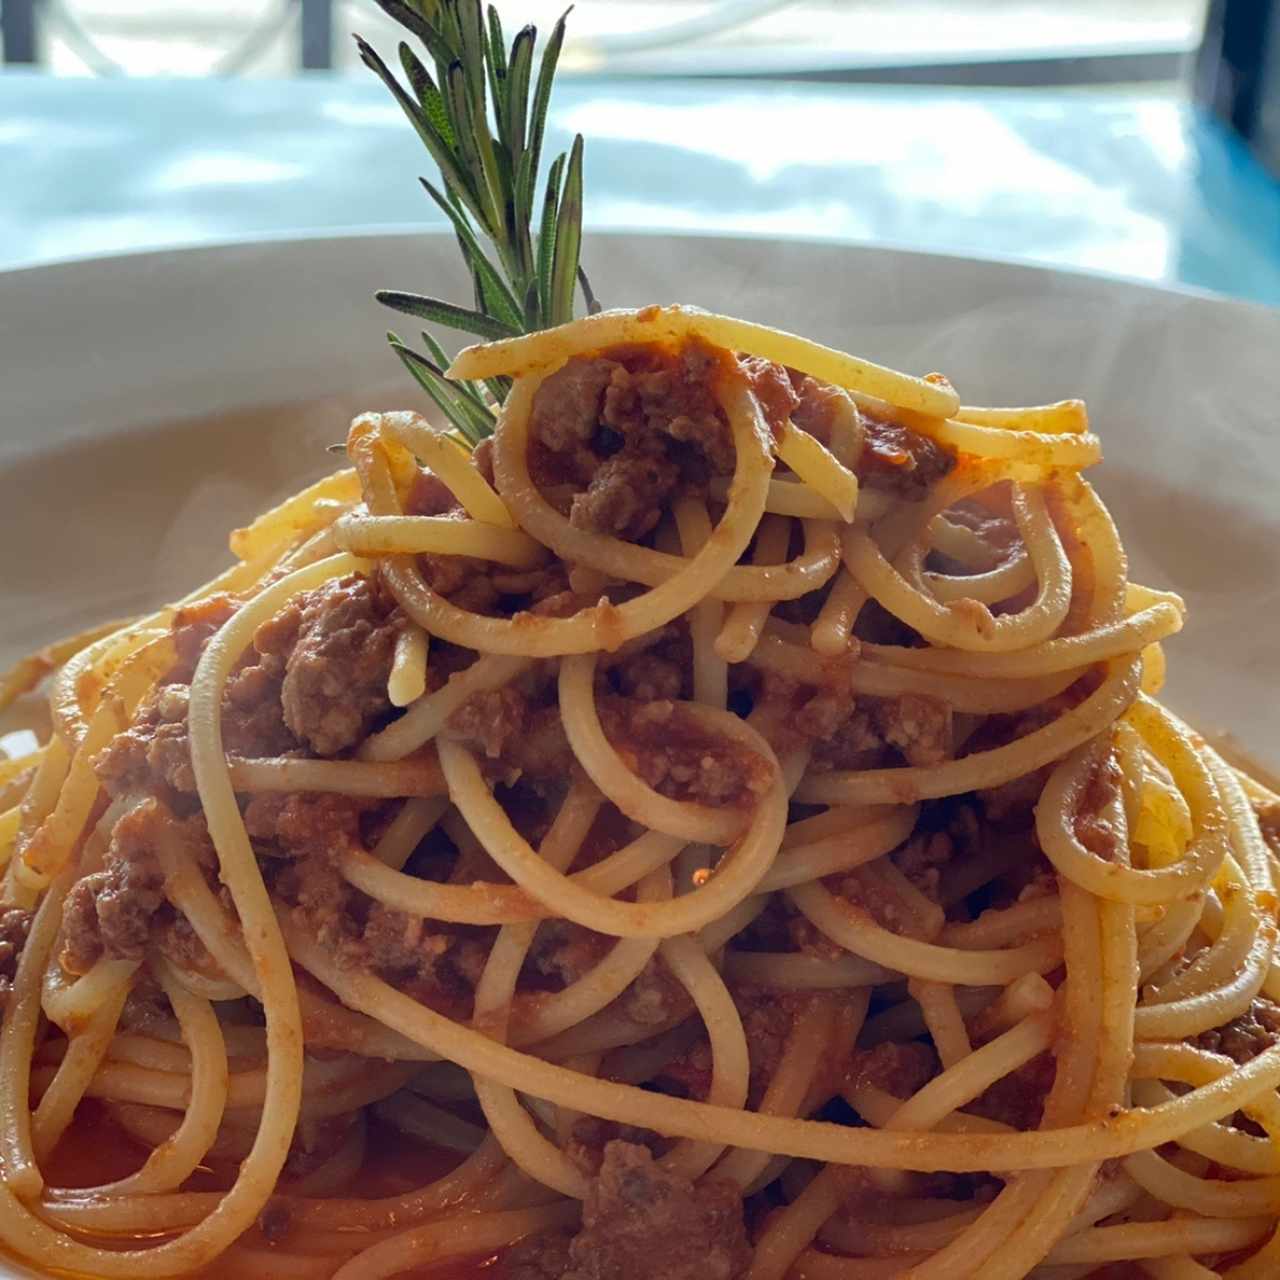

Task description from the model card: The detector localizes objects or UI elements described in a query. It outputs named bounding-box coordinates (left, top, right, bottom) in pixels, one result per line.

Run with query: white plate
left=3, top=231, right=1278, bottom=774
left=0, top=231, right=1277, bottom=1270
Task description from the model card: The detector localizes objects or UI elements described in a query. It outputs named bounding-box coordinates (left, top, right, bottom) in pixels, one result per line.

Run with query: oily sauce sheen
left=32, top=1107, right=500, bottom=1279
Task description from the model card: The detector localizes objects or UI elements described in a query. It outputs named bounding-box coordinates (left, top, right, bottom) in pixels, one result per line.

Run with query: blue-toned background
left=3, top=72, right=1279, bottom=305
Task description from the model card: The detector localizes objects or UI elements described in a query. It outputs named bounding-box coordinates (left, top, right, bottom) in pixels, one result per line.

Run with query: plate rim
left=3, top=223, right=1279, bottom=321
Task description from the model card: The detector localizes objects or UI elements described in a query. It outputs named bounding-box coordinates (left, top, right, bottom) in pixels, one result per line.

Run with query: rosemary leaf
left=358, top=1, right=597, bottom=439
left=522, top=8, right=569, bottom=216
left=378, top=291, right=521, bottom=340
left=456, top=0, right=488, bottom=116
left=505, top=26, right=535, bottom=200
left=355, top=36, right=482, bottom=223
left=549, top=134, right=584, bottom=326
left=374, top=0, right=454, bottom=78
left=399, top=43, right=454, bottom=148
left=417, top=177, right=524, bottom=330
left=578, top=264, right=602, bottom=315
left=537, top=151, right=565, bottom=324
left=445, top=60, right=502, bottom=240
left=390, top=338, right=495, bottom=446
left=486, top=6, right=508, bottom=128
left=417, top=327, right=461, bottom=381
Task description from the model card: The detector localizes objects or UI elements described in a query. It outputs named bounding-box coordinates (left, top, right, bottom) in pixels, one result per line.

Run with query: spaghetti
left=0, top=303, right=1277, bottom=1280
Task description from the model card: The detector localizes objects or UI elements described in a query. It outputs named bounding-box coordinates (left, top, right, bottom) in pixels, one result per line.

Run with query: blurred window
left=4, top=0, right=1209, bottom=83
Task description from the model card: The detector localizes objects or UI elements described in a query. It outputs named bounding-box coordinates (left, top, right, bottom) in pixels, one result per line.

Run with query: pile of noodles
left=0, top=304, right=1278, bottom=1280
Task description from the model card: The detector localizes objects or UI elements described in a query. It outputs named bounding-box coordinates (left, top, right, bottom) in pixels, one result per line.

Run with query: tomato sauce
left=15, top=1106, right=512, bottom=1280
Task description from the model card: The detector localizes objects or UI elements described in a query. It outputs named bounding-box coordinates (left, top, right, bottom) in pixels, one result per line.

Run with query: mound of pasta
left=2, top=305, right=1278, bottom=1280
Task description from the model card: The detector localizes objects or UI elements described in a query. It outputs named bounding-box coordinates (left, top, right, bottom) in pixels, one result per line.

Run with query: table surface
left=3, top=70, right=1280, bottom=307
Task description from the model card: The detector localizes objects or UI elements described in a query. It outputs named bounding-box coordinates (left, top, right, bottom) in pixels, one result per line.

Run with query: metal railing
left=0, top=0, right=1216, bottom=91
left=2, top=0, right=334, bottom=70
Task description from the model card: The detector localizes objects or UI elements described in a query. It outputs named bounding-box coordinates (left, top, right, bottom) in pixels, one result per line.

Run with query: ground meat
left=153, top=910, right=223, bottom=984
left=530, top=355, right=620, bottom=455
left=745, top=668, right=855, bottom=759
left=418, top=536, right=501, bottom=614
left=360, top=902, right=490, bottom=1007
left=246, top=791, right=489, bottom=1009
left=1073, top=751, right=1123, bottom=862
left=95, top=684, right=199, bottom=797
left=890, top=800, right=982, bottom=904
left=607, top=626, right=692, bottom=704
left=60, top=800, right=204, bottom=974
left=257, top=574, right=402, bottom=756
left=856, top=409, right=956, bottom=500
left=740, top=356, right=801, bottom=432
left=245, top=791, right=366, bottom=952
left=503, top=706, right=577, bottom=786
left=597, top=697, right=773, bottom=809
left=243, top=790, right=368, bottom=858
left=620, top=956, right=692, bottom=1028
left=117, top=974, right=172, bottom=1032
left=649, top=1037, right=715, bottom=1101
left=871, top=694, right=953, bottom=767
left=527, top=920, right=612, bottom=988
left=733, top=987, right=798, bottom=1104
left=566, top=1120, right=662, bottom=1175
left=529, top=337, right=923, bottom=543
left=97, top=614, right=298, bottom=805
left=0, top=908, right=32, bottom=991
left=570, top=449, right=681, bottom=541
left=562, top=1141, right=752, bottom=1280
left=807, top=693, right=951, bottom=772
left=444, top=686, right=529, bottom=760
left=499, top=1230, right=575, bottom=1280
left=1195, top=998, right=1280, bottom=1064
left=528, top=341, right=734, bottom=541
left=168, top=595, right=238, bottom=683
left=967, top=1050, right=1056, bottom=1130
left=405, top=466, right=461, bottom=517
left=790, top=372, right=856, bottom=455
left=980, top=768, right=1051, bottom=828
left=613, top=651, right=684, bottom=702
left=847, top=1041, right=939, bottom=1099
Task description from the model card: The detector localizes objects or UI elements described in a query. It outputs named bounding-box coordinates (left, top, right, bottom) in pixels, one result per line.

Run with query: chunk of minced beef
left=243, top=790, right=368, bottom=858
left=168, top=594, right=238, bottom=682
left=96, top=595, right=303, bottom=803
left=0, top=907, right=32, bottom=992
left=255, top=574, right=403, bottom=756
left=528, top=341, right=734, bottom=541
left=444, top=685, right=529, bottom=760
left=1195, top=998, right=1280, bottom=1064
left=61, top=799, right=208, bottom=974
left=847, top=1041, right=939, bottom=1099
left=245, top=790, right=490, bottom=1010
left=527, top=919, right=612, bottom=988
left=967, top=1051, right=1057, bottom=1130
left=597, top=697, right=774, bottom=809
left=789, top=371, right=859, bottom=462
left=803, top=692, right=952, bottom=772
left=608, top=626, right=692, bottom=704
left=499, top=1230, right=575, bottom=1280
left=566, top=1119, right=663, bottom=1176
left=562, top=1141, right=752, bottom=1280
left=857, top=407, right=955, bottom=500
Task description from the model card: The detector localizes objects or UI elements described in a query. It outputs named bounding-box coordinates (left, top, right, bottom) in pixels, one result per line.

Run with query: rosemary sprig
left=356, top=0, right=596, bottom=445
